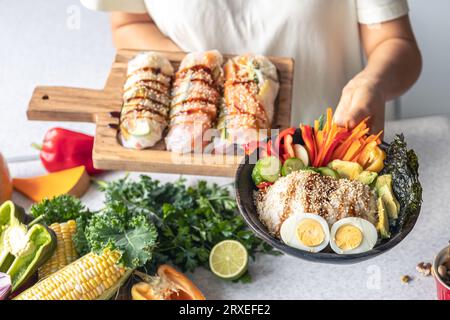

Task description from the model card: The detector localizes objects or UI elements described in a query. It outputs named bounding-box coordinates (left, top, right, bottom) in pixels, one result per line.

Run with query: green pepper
left=6, top=224, right=56, bottom=291
left=0, top=201, right=25, bottom=270
left=0, top=201, right=56, bottom=292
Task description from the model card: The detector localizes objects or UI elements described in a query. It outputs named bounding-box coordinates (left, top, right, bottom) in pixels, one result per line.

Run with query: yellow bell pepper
left=363, top=146, right=386, bottom=173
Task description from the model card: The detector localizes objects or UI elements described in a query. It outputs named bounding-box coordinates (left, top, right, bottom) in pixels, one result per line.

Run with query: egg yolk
left=296, top=219, right=325, bottom=247
left=335, top=224, right=363, bottom=251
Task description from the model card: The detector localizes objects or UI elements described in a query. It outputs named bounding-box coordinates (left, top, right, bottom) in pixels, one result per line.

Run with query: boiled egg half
left=280, top=213, right=330, bottom=252
left=330, top=217, right=378, bottom=254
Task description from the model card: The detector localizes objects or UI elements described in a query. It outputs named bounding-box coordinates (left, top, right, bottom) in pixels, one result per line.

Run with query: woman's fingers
left=335, top=75, right=385, bottom=134
left=334, top=84, right=359, bottom=128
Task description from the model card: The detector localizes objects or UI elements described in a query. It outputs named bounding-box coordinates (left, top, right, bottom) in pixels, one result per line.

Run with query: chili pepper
left=0, top=201, right=56, bottom=292
left=33, top=127, right=102, bottom=175
left=256, top=181, right=273, bottom=189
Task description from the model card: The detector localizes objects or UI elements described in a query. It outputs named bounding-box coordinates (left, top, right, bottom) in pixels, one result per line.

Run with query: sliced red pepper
left=281, top=153, right=291, bottom=162
left=320, top=131, right=352, bottom=167
left=243, top=140, right=267, bottom=156
left=264, top=140, right=272, bottom=157
left=272, top=127, right=296, bottom=156
left=256, top=181, right=273, bottom=189
left=284, top=134, right=295, bottom=159
left=301, top=125, right=316, bottom=165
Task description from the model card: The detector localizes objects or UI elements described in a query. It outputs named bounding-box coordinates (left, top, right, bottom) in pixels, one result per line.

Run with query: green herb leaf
left=30, top=195, right=90, bottom=225
left=82, top=202, right=158, bottom=269
left=98, top=175, right=279, bottom=281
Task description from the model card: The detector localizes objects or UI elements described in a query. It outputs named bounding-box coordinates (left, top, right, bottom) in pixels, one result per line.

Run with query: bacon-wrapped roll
left=165, top=50, right=224, bottom=153
left=216, top=54, right=279, bottom=151
left=119, top=52, right=174, bottom=149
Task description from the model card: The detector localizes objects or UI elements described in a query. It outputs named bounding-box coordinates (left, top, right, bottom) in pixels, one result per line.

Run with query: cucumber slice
left=253, top=156, right=281, bottom=183
left=301, top=167, right=319, bottom=174
left=281, top=158, right=305, bottom=176
left=317, top=167, right=340, bottom=179
left=251, top=167, right=265, bottom=185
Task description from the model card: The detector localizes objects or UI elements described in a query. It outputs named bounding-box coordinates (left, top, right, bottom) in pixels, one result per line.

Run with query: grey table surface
left=1, top=0, right=449, bottom=300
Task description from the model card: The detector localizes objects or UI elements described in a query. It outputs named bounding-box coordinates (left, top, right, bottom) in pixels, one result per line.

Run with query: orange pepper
left=131, top=265, right=205, bottom=300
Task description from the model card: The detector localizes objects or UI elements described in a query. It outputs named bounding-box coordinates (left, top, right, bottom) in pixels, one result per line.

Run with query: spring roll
left=165, top=50, right=223, bottom=153
left=216, top=54, right=279, bottom=151
left=119, top=52, right=174, bottom=149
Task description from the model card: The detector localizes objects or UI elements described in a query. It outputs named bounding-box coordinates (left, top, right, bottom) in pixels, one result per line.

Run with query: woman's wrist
left=351, top=70, right=386, bottom=102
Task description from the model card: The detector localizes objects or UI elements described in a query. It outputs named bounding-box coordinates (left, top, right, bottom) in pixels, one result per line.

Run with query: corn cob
left=15, top=250, right=130, bottom=300
left=38, top=220, right=78, bottom=279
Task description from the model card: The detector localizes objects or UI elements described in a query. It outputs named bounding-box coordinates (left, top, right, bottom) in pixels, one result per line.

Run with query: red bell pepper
left=256, top=181, right=273, bottom=189
left=33, top=127, right=102, bottom=175
left=272, top=127, right=296, bottom=158
left=301, top=125, right=316, bottom=165
left=264, top=140, right=272, bottom=157
left=320, top=131, right=352, bottom=167
left=243, top=140, right=267, bottom=156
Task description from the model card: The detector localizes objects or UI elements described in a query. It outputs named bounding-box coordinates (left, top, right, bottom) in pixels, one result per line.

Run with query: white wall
left=400, top=0, right=450, bottom=118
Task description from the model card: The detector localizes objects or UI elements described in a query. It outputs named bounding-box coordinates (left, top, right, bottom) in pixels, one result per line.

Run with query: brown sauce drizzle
left=123, top=80, right=169, bottom=95
left=124, top=95, right=169, bottom=108
left=176, top=64, right=213, bottom=79
left=171, top=97, right=217, bottom=108
left=169, top=64, right=221, bottom=123
left=126, top=66, right=172, bottom=79
left=224, top=80, right=269, bottom=127
left=121, top=105, right=167, bottom=120
left=170, top=108, right=216, bottom=121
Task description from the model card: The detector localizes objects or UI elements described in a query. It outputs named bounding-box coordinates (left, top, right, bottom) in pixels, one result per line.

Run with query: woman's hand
left=110, top=13, right=180, bottom=51
left=335, top=16, right=422, bottom=135
left=334, top=73, right=385, bottom=134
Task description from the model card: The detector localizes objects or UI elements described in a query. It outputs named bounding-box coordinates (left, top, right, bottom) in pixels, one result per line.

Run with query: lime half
left=209, top=240, right=248, bottom=280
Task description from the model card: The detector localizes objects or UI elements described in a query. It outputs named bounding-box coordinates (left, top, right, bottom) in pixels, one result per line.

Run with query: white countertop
left=1, top=0, right=449, bottom=300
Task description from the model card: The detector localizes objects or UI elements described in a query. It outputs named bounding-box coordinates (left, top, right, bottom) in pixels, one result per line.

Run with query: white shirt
left=82, top=0, right=409, bottom=125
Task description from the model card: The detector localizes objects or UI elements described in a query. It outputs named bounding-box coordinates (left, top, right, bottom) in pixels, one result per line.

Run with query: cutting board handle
left=27, top=86, right=119, bottom=123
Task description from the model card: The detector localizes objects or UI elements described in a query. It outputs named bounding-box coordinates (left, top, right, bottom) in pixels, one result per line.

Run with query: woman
left=82, top=0, right=421, bottom=132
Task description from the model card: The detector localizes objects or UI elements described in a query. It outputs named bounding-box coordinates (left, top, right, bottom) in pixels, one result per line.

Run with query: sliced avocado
left=375, top=175, right=400, bottom=220
left=377, top=198, right=391, bottom=239
left=327, top=160, right=363, bottom=180
left=356, top=171, right=378, bottom=186
left=317, top=167, right=340, bottom=179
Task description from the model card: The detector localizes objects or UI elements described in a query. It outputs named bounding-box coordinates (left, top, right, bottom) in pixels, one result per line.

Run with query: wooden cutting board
left=27, top=49, right=294, bottom=177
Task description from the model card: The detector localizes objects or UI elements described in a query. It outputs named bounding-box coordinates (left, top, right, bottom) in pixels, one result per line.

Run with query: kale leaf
left=98, top=175, right=279, bottom=281
left=82, top=201, right=158, bottom=269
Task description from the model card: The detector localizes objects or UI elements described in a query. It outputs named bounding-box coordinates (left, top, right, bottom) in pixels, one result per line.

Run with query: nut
left=443, top=260, right=450, bottom=270
left=437, top=265, right=447, bottom=279
left=401, top=275, right=412, bottom=284
left=416, top=262, right=432, bottom=276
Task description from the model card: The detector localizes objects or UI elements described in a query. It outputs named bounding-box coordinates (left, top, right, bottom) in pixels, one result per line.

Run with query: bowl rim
left=234, top=148, right=421, bottom=264
left=433, top=245, right=450, bottom=290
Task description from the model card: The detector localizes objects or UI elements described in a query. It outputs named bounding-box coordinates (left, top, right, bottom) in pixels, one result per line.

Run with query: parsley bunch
left=30, top=194, right=91, bottom=225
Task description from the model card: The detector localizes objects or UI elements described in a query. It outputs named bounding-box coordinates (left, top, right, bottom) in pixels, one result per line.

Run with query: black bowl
left=235, top=147, right=420, bottom=264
